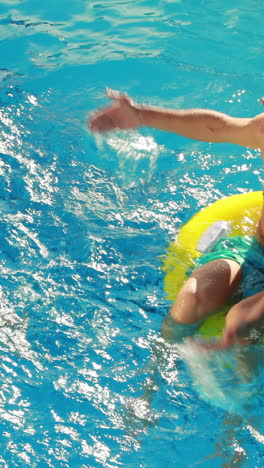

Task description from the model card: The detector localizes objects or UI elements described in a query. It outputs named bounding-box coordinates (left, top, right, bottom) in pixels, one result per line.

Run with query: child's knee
left=170, top=278, right=207, bottom=324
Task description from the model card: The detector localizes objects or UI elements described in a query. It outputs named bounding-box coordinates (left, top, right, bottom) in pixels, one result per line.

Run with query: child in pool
left=88, top=89, right=264, bottom=349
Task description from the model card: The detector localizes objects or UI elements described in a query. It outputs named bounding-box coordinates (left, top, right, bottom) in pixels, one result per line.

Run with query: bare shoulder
left=251, top=112, right=264, bottom=126
left=250, top=112, right=264, bottom=149
left=243, top=112, right=264, bottom=152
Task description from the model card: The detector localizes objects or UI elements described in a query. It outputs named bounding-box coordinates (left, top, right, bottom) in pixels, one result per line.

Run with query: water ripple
left=0, top=0, right=263, bottom=466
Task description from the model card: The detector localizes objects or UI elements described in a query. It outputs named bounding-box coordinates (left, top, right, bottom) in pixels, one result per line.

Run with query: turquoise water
left=0, top=0, right=264, bottom=466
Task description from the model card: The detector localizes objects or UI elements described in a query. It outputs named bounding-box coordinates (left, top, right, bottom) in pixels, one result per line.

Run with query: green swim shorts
left=191, top=235, right=264, bottom=299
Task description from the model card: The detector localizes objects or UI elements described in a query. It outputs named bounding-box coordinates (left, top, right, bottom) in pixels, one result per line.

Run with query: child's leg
left=162, top=259, right=242, bottom=341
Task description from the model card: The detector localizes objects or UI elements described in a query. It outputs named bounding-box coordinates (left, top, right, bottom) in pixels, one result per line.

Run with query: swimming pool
left=0, top=0, right=264, bottom=466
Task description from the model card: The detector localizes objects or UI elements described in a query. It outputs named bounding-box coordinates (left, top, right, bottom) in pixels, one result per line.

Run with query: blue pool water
left=0, top=0, right=264, bottom=466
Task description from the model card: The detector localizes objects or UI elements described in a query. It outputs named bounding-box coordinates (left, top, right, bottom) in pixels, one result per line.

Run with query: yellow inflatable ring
left=163, top=191, right=263, bottom=337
